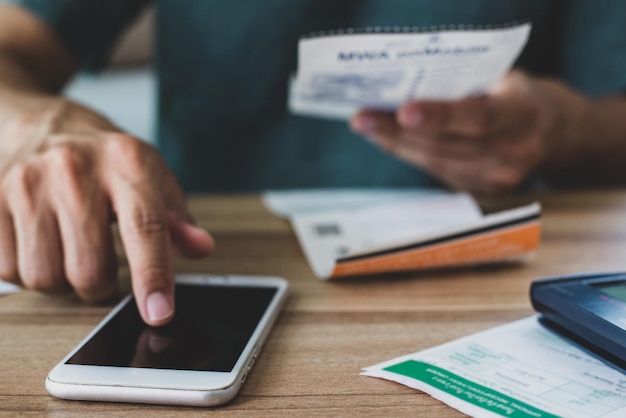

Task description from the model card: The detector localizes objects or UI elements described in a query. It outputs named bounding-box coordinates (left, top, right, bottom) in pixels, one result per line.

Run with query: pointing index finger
left=112, top=181, right=175, bottom=326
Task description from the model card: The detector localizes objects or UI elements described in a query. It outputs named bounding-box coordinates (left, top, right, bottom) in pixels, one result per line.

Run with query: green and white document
left=363, top=317, right=626, bottom=417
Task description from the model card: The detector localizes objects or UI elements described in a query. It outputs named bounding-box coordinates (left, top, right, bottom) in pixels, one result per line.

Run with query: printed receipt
left=363, top=317, right=626, bottom=418
left=289, top=23, right=531, bottom=119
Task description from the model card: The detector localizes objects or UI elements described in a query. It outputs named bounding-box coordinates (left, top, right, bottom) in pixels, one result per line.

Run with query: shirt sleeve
left=556, top=0, right=626, bottom=97
left=2, top=0, right=149, bottom=71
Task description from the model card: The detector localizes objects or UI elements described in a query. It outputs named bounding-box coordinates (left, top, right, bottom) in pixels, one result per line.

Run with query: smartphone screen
left=66, top=284, right=277, bottom=372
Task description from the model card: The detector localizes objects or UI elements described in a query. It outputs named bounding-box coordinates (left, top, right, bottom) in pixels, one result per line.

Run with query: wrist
left=0, top=94, right=118, bottom=167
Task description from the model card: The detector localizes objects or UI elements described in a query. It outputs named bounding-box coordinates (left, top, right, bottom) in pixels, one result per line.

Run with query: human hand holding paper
left=350, top=70, right=554, bottom=195
left=289, top=24, right=531, bottom=120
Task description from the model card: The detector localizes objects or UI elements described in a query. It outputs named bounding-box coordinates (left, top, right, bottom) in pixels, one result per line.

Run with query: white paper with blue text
left=290, top=23, right=531, bottom=119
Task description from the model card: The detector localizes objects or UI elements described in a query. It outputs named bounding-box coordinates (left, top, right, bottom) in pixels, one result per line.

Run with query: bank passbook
left=264, top=191, right=541, bottom=280
left=289, top=23, right=531, bottom=120
left=308, top=203, right=540, bottom=279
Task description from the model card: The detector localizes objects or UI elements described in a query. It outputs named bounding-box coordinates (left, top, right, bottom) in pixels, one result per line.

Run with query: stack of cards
left=263, top=191, right=541, bottom=280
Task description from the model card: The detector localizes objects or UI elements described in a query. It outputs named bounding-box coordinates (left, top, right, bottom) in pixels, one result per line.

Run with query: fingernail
left=147, top=292, right=173, bottom=323
left=354, top=114, right=377, bottom=133
left=400, top=108, right=423, bottom=128
left=198, top=225, right=212, bottom=236
left=195, top=225, right=215, bottom=247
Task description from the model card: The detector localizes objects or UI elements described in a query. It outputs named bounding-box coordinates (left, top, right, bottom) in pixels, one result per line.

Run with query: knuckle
left=137, top=262, right=169, bottom=283
left=122, top=208, right=168, bottom=238
left=0, top=265, right=19, bottom=283
left=21, top=268, right=65, bottom=292
left=6, top=161, right=40, bottom=190
left=76, top=285, right=116, bottom=304
left=133, top=262, right=172, bottom=294
left=105, top=134, right=155, bottom=171
left=66, top=255, right=107, bottom=285
left=44, top=146, right=94, bottom=212
left=46, top=146, right=87, bottom=180
left=3, top=162, right=41, bottom=209
left=68, top=253, right=117, bottom=303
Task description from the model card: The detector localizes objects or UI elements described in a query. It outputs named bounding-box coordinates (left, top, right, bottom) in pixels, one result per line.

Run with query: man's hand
left=0, top=3, right=212, bottom=326
left=350, top=71, right=557, bottom=195
left=0, top=97, right=214, bottom=326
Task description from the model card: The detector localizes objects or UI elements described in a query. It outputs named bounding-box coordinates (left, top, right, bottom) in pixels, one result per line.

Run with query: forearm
left=0, top=55, right=52, bottom=166
left=0, top=52, right=64, bottom=129
left=0, top=52, right=44, bottom=94
left=0, top=3, right=77, bottom=97
left=536, top=78, right=626, bottom=186
left=0, top=3, right=87, bottom=165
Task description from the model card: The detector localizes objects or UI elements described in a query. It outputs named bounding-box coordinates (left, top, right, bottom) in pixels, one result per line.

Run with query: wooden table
left=3, top=189, right=626, bottom=416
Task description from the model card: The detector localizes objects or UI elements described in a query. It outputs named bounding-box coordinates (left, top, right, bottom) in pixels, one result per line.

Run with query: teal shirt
left=9, top=0, right=626, bottom=192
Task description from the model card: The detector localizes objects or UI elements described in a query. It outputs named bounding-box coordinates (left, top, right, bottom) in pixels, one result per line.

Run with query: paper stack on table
left=289, top=23, right=531, bottom=120
left=363, top=316, right=626, bottom=418
left=263, top=190, right=541, bottom=280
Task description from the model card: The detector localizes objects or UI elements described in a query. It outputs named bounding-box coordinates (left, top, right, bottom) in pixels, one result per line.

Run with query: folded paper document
left=289, top=23, right=531, bottom=119
left=263, top=191, right=541, bottom=280
left=363, top=317, right=626, bottom=418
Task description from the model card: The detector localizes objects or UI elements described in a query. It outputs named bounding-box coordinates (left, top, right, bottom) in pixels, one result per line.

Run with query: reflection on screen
left=67, top=284, right=277, bottom=372
left=597, top=282, right=626, bottom=304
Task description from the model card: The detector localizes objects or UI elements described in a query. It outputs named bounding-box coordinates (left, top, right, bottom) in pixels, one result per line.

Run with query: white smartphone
left=46, top=274, right=289, bottom=407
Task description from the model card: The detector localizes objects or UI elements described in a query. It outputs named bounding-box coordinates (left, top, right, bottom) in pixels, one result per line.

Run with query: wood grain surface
left=3, top=189, right=626, bottom=416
